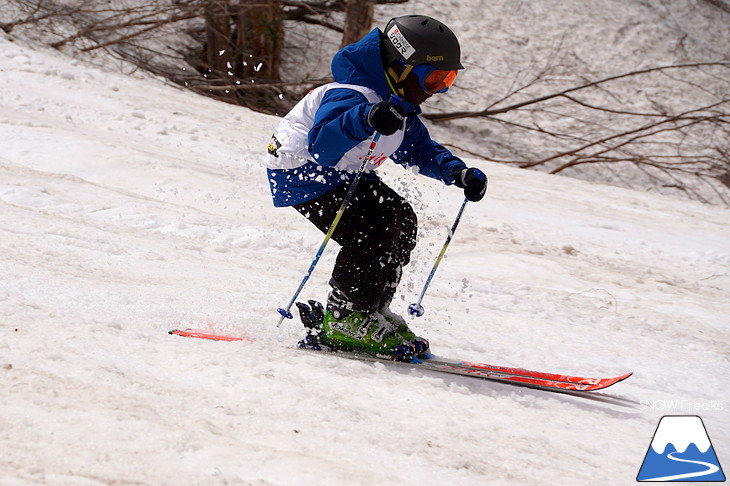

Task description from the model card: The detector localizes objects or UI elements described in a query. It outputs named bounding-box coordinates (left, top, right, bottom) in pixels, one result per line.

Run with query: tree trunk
left=204, top=0, right=232, bottom=75
left=340, top=0, right=374, bottom=48
left=235, top=0, right=283, bottom=81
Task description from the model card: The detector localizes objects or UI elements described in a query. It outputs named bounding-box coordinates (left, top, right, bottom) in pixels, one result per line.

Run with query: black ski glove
left=366, top=100, right=406, bottom=136
left=454, top=167, right=488, bottom=202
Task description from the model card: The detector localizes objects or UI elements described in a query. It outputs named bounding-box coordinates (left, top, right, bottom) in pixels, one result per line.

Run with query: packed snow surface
left=1, top=30, right=728, bottom=486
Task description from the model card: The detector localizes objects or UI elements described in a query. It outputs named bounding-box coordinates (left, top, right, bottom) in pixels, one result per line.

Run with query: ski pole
left=276, top=131, right=382, bottom=326
left=408, top=197, right=469, bottom=317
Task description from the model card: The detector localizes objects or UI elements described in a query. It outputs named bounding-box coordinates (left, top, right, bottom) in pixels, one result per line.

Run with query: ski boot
left=312, top=289, right=419, bottom=361
left=296, top=300, right=415, bottom=360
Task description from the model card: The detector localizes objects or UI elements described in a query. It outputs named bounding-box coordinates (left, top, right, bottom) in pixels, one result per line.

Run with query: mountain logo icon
left=637, top=415, right=725, bottom=482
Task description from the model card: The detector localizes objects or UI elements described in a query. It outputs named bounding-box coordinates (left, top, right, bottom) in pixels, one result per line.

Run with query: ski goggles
left=409, top=63, right=458, bottom=94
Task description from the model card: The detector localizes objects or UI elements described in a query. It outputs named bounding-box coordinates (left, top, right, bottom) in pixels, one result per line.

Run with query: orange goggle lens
left=407, top=63, right=458, bottom=94
left=423, top=69, right=458, bottom=93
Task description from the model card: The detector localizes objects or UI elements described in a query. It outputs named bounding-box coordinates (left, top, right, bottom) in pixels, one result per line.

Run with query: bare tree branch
left=423, top=62, right=730, bottom=122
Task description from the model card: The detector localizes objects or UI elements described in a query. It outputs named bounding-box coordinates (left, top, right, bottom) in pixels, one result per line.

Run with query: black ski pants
left=293, top=178, right=417, bottom=313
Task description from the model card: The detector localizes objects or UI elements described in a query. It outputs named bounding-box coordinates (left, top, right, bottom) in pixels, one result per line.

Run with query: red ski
left=307, top=350, right=632, bottom=392
left=413, top=358, right=632, bottom=391
left=169, top=329, right=254, bottom=342
left=420, top=358, right=633, bottom=391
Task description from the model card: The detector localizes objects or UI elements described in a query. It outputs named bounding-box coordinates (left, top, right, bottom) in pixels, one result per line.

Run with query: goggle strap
left=398, top=64, right=414, bottom=83
left=386, top=64, right=412, bottom=97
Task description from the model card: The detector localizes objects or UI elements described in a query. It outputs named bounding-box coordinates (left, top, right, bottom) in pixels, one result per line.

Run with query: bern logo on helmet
left=387, top=25, right=415, bottom=60
left=426, top=55, right=444, bottom=62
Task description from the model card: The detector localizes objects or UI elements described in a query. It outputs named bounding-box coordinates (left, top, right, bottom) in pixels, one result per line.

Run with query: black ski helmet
left=381, top=15, right=463, bottom=70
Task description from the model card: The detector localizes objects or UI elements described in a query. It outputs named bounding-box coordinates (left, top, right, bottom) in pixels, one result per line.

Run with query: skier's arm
left=391, top=117, right=467, bottom=184
left=307, top=89, right=374, bottom=167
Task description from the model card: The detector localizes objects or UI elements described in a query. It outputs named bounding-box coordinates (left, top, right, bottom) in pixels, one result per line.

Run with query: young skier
left=265, top=15, right=487, bottom=358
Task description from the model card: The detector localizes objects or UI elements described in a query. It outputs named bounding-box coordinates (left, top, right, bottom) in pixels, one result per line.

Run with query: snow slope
left=1, top=33, right=729, bottom=486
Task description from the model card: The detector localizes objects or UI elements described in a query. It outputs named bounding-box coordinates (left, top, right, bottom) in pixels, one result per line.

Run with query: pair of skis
left=169, top=328, right=632, bottom=392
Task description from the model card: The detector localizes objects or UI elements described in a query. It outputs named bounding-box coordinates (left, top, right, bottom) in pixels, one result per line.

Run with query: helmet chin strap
left=385, top=64, right=413, bottom=98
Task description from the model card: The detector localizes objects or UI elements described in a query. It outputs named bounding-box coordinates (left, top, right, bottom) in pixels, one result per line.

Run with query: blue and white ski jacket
left=264, top=28, right=466, bottom=207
